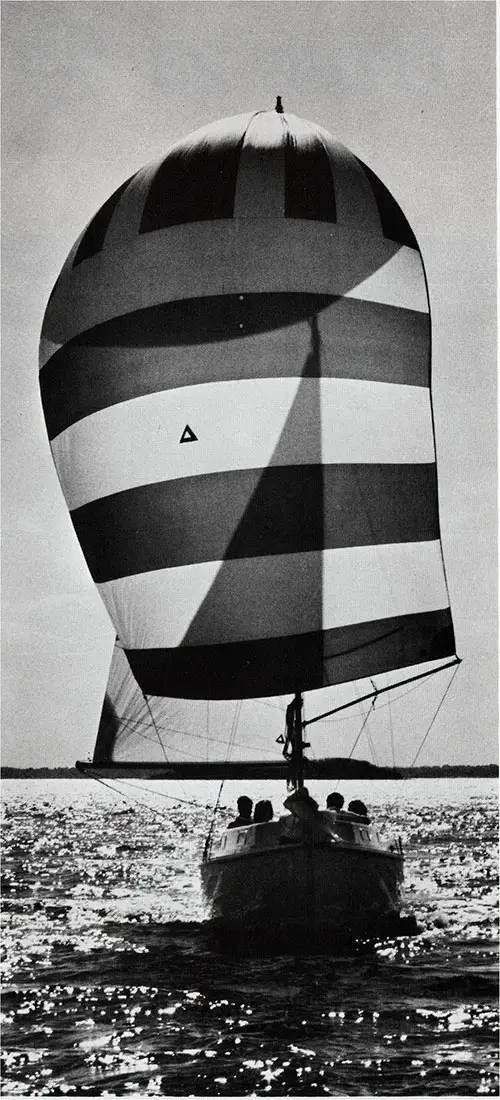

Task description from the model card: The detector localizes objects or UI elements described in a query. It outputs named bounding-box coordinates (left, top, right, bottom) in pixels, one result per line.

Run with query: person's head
left=326, top=792, right=344, bottom=810
left=254, top=800, right=273, bottom=823
left=237, top=796, right=253, bottom=818
left=348, top=799, right=368, bottom=817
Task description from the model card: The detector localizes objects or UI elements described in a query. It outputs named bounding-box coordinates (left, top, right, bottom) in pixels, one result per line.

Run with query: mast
left=282, top=692, right=310, bottom=789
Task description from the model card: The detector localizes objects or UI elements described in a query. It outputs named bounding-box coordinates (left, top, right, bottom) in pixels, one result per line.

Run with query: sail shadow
left=178, top=316, right=324, bottom=695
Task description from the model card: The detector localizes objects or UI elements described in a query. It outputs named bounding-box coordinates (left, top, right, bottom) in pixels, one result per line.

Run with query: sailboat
left=39, top=101, right=459, bottom=937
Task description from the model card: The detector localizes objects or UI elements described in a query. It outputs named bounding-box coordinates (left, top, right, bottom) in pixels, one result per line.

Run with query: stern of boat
left=201, top=810, right=404, bottom=935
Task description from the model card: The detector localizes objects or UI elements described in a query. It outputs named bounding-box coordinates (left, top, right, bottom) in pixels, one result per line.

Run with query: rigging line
left=203, top=703, right=244, bottom=860
left=322, top=623, right=403, bottom=665
left=121, top=719, right=281, bottom=759
left=347, top=697, right=377, bottom=761
left=353, top=679, right=378, bottom=764
left=135, top=721, right=279, bottom=755
left=113, top=712, right=154, bottom=733
left=117, top=717, right=190, bottom=736
left=217, top=700, right=243, bottom=817
left=142, top=692, right=169, bottom=764
left=255, top=699, right=287, bottom=711
left=406, top=663, right=461, bottom=771
left=364, top=680, right=379, bottom=765
left=203, top=779, right=225, bottom=860
left=387, top=674, right=396, bottom=769
left=92, top=772, right=210, bottom=810
left=227, top=699, right=243, bottom=760
left=365, top=722, right=378, bottom=766
left=203, top=700, right=243, bottom=861
left=89, top=773, right=180, bottom=821
left=119, top=716, right=194, bottom=737
left=120, top=719, right=205, bottom=743
left=113, top=712, right=277, bottom=753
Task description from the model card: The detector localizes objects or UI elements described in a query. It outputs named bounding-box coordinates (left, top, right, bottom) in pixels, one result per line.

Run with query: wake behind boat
left=40, top=99, right=459, bottom=939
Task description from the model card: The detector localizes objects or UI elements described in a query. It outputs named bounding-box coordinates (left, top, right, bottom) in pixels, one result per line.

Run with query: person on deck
left=348, top=799, right=370, bottom=822
left=253, top=800, right=274, bottom=823
left=227, top=796, right=253, bottom=828
left=326, top=792, right=344, bottom=811
left=283, top=786, right=318, bottom=823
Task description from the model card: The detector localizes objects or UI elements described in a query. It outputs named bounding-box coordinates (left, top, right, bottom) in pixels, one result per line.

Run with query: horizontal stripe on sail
left=124, top=608, right=456, bottom=699
left=97, top=541, right=449, bottom=649
left=73, top=464, right=439, bottom=582
left=41, top=296, right=429, bottom=440
left=40, top=221, right=411, bottom=352
left=51, top=377, right=435, bottom=511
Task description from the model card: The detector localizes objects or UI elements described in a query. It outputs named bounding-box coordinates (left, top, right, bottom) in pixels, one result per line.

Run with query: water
left=1, top=777, right=498, bottom=1096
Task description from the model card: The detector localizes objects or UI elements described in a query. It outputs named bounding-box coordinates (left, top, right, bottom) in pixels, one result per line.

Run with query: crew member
left=326, top=792, right=344, bottom=811
left=227, top=795, right=253, bottom=828
left=253, top=800, right=273, bottom=823
left=348, top=799, right=370, bottom=822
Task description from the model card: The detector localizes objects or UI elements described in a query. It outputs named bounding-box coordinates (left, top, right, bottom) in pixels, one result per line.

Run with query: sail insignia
left=180, top=424, right=198, bottom=443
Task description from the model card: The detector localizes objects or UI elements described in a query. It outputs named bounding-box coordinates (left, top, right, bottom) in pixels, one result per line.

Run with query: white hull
left=201, top=811, right=404, bottom=936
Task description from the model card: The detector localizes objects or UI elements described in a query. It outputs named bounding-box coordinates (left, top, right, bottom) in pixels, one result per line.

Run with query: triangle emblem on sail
left=180, top=424, right=198, bottom=443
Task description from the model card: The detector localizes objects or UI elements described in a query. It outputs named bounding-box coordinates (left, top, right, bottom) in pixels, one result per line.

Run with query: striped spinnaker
left=40, top=109, right=455, bottom=699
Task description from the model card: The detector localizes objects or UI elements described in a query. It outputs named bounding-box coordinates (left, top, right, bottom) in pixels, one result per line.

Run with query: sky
left=2, top=0, right=496, bottom=769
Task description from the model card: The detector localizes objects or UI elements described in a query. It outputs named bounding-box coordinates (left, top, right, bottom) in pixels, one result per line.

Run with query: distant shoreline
left=1, top=765, right=498, bottom=780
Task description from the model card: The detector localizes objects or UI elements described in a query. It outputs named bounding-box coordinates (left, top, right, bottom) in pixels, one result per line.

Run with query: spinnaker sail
left=40, top=107, right=457, bottom=765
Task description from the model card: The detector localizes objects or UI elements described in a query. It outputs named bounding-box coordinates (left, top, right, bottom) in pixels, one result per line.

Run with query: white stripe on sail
left=97, top=541, right=449, bottom=649
left=344, top=246, right=428, bottom=313
left=51, top=377, right=436, bottom=510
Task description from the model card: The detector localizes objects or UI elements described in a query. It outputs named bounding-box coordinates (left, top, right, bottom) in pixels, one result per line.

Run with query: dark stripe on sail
left=59, top=293, right=336, bottom=347
left=72, top=464, right=439, bottom=582
left=40, top=296, right=428, bottom=439
left=125, top=608, right=456, bottom=699
left=284, top=133, right=336, bottom=221
left=73, top=177, right=135, bottom=267
left=139, top=137, right=245, bottom=233
left=355, top=159, right=418, bottom=250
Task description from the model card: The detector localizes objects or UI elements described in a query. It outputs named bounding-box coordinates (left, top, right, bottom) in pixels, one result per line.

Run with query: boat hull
left=201, top=841, right=404, bottom=936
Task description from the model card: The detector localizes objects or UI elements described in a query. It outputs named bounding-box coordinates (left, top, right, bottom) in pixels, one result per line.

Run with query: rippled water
left=1, top=777, right=498, bottom=1096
